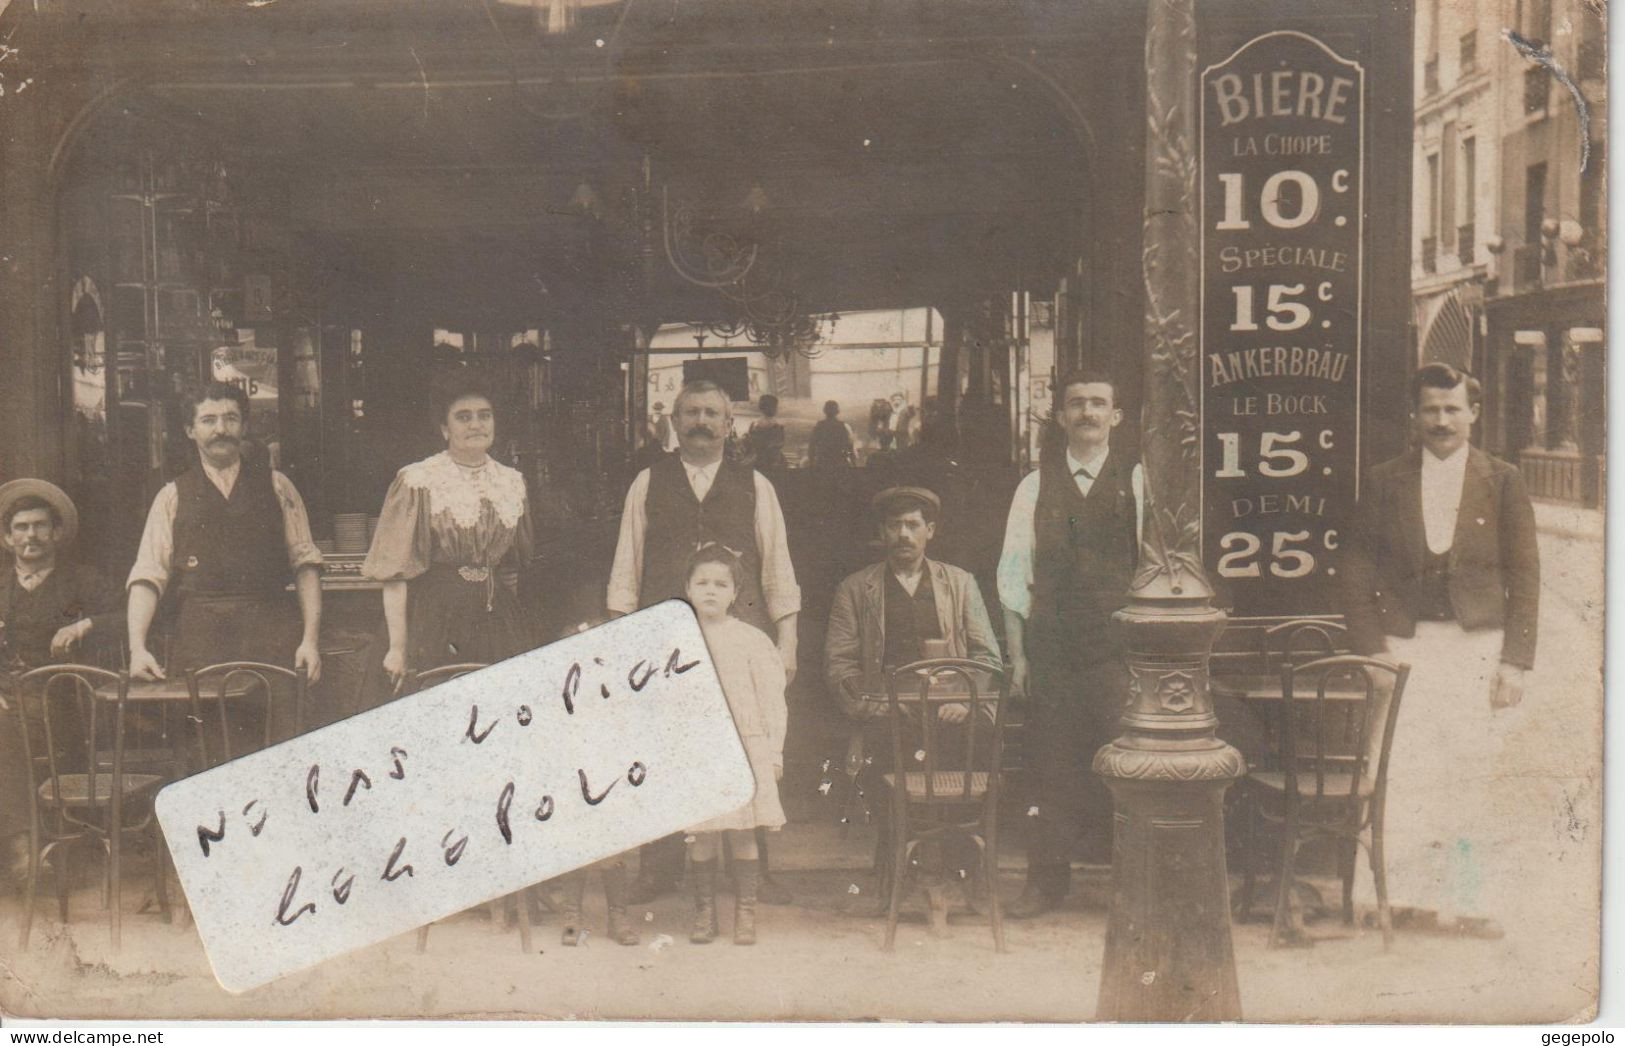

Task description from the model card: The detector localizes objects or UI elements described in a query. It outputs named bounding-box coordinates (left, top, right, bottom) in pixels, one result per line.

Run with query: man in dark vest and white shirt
left=608, top=378, right=802, bottom=903
left=997, top=370, right=1143, bottom=918
left=126, top=382, right=323, bottom=735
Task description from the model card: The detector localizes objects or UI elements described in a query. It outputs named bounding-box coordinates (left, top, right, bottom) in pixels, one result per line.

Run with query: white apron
left=1360, top=621, right=1524, bottom=920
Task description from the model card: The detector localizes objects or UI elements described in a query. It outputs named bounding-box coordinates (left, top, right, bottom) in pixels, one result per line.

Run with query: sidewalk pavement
left=1533, top=501, right=1604, bottom=543
left=0, top=818, right=1598, bottom=1024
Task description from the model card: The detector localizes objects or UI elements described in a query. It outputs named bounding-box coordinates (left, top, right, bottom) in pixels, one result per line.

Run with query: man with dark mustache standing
left=126, top=382, right=323, bottom=737
left=1339, top=363, right=1538, bottom=937
left=997, top=370, right=1143, bottom=918
left=608, top=379, right=802, bottom=904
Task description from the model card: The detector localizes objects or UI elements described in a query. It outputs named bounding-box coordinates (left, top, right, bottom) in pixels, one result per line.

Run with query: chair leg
left=1269, top=831, right=1299, bottom=950
left=415, top=923, right=432, bottom=954
left=51, top=842, right=69, bottom=926
left=19, top=833, right=41, bottom=950
left=977, top=834, right=1005, bottom=954
left=101, top=839, right=112, bottom=911
left=1338, top=837, right=1356, bottom=926
left=151, top=822, right=172, bottom=924
left=883, top=814, right=908, bottom=952
left=110, top=829, right=123, bottom=952
left=1370, top=830, right=1392, bottom=951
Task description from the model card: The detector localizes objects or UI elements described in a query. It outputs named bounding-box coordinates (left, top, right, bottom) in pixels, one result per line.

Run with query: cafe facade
left=0, top=0, right=1413, bottom=771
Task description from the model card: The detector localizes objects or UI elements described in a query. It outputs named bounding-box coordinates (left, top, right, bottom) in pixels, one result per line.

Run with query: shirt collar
left=682, top=458, right=722, bottom=481
left=889, top=561, right=933, bottom=596
left=1066, top=445, right=1110, bottom=478
left=1421, top=443, right=1471, bottom=475
left=14, top=562, right=55, bottom=588
left=201, top=456, right=243, bottom=484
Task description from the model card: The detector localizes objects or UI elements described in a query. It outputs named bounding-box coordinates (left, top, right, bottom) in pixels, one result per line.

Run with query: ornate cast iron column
left=1093, top=0, right=1245, bottom=1022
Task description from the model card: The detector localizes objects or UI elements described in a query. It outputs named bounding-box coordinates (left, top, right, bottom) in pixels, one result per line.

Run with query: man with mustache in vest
left=608, top=379, right=802, bottom=905
left=997, top=370, right=1143, bottom=918
left=126, top=381, right=323, bottom=742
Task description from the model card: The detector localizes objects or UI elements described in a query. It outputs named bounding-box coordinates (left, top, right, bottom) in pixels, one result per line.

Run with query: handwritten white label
left=155, top=600, right=753, bottom=992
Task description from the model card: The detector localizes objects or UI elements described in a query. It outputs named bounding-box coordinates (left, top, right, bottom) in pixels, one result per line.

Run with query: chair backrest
left=15, top=664, right=128, bottom=828
left=185, top=662, right=307, bottom=769
left=406, top=663, right=490, bottom=695
left=1278, top=655, right=1410, bottom=825
left=1261, top=618, right=1348, bottom=671
left=884, top=657, right=1007, bottom=804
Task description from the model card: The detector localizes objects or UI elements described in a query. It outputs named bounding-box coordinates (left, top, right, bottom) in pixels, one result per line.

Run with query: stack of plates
left=334, top=513, right=370, bottom=554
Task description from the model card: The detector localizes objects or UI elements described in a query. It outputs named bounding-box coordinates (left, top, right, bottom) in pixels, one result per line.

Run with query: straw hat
left=0, top=479, right=79, bottom=547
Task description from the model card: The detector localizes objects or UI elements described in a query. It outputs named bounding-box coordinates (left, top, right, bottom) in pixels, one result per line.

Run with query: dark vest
left=1418, top=547, right=1455, bottom=621
left=640, top=455, right=771, bottom=633
left=1030, top=447, right=1138, bottom=655
left=171, top=452, right=291, bottom=600
left=882, top=568, right=941, bottom=671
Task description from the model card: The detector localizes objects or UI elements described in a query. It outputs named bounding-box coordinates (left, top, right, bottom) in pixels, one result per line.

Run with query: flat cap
left=871, top=485, right=940, bottom=517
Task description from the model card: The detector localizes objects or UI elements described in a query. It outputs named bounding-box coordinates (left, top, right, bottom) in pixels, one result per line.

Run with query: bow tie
left=1073, top=467, right=1095, bottom=480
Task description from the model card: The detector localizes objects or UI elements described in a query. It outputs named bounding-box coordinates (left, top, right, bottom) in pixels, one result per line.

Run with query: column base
left=1094, top=740, right=1244, bottom=1023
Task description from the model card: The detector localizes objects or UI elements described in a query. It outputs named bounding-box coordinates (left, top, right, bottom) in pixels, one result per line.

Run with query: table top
left=1211, top=672, right=1372, bottom=703
left=856, top=672, right=997, bottom=705
left=96, top=677, right=258, bottom=703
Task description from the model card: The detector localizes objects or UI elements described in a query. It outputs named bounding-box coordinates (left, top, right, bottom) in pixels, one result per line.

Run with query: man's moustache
left=686, top=427, right=717, bottom=438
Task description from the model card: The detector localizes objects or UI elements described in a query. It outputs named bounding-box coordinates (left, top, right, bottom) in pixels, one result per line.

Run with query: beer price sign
left=1200, top=31, right=1364, bottom=618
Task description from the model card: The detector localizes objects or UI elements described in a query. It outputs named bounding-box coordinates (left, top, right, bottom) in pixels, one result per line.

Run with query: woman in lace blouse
left=363, top=378, right=535, bottom=688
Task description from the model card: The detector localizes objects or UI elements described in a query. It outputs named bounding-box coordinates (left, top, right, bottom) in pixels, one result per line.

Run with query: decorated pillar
left=1093, top=0, right=1244, bottom=1022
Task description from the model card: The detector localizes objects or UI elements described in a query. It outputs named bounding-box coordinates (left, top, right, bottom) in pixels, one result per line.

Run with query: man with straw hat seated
left=0, top=478, right=123, bottom=885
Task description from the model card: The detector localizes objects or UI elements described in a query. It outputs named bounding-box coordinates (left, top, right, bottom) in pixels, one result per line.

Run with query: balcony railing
left=1512, top=243, right=1544, bottom=289
left=1424, top=56, right=1440, bottom=95
left=1519, top=448, right=1592, bottom=506
left=1421, top=236, right=1437, bottom=274
left=1456, top=222, right=1475, bottom=265
left=1524, top=66, right=1550, bottom=115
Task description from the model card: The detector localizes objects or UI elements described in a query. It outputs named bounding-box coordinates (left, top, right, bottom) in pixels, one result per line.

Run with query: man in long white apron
left=1340, top=363, right=1539, bottom=937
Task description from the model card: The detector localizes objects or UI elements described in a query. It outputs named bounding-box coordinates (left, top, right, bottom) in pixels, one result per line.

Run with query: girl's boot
left=733, top=865, right=759, bottom=945
left=689, top=860, right=719, bottom=944
left=559, top=872, right=587, bottom=946
left=602, top=862, right=641, bottom=946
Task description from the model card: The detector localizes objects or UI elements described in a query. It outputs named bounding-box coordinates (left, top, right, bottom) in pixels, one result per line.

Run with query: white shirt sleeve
left=606, top=469, right=652, bottom=615
left=272, top=471, right=324, bottom=572
left=996, top=470, right=1043, bottom=620
left=126, top=482, right=180, bottom=595
left=753, top=471, right=802, bottom=622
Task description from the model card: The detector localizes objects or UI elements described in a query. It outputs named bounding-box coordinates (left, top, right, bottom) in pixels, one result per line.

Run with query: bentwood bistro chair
left=11, top=664, right=168, bottom=950
left=880, top=657, right=1008, bottom=953
left=1234, top=654, right=1410, bottom=949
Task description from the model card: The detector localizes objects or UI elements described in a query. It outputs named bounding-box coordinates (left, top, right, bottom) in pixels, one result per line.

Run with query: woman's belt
left=419, top=563, right=498, bottom=611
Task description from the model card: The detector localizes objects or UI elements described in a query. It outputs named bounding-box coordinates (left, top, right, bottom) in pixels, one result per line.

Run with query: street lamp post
left=1093, top=0, right=1245, bottom=1022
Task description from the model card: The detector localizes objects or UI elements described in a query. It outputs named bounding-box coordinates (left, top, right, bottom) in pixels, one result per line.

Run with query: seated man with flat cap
left=827, top=486, right=1002, bottom=717
left=826, top=486, right=1003, bottom=908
